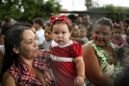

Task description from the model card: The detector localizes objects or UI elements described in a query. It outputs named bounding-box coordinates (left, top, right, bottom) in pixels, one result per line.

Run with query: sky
left=59, top=0, right=129, bottom=11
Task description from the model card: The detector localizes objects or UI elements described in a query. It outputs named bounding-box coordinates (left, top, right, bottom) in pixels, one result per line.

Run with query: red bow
left=50, top=15, right=72, bottom=26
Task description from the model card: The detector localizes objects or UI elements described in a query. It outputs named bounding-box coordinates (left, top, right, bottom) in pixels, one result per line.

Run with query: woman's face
left=18, top=30, right=39, bottom=59
left=93, top=25, right=112, bottom=47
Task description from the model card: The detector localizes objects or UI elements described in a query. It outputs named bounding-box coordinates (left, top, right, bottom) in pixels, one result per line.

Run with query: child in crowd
left=41, top=25, right=53, bottom=51
left=49, top=15, right=85, bottom=86
left=112, top=24, right=126, bottom=48
left=79, top=25, right=89, bottom=45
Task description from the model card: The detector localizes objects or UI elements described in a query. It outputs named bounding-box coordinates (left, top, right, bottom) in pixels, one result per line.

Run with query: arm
left=2, top=72, right=16, bottom=86
left=82, top=44, right=114, bottom=86
left=73, top=56, right=85, bottom=86
left=74, top=56, right=85, bottom=78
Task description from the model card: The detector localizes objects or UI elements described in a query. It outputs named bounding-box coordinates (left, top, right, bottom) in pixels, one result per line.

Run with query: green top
left=87, top=40, right=116, bottom=77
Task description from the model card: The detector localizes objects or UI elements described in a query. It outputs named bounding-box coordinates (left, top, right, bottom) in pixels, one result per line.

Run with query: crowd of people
left=0, top=14, right=129, bottom=86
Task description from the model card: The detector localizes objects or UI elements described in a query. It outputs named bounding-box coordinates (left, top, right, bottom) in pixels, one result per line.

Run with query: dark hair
left=95, top=17, right=113, bottom=29
left=1, top=25, right=30, bottom=78
left=124, top=18, right=129, bottom=25
left=33, top=17, right=43, bottom=26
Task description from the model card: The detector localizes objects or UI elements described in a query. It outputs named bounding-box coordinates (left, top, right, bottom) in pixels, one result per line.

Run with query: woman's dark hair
left=95, top=17, right=113, bottom=30
left=1, top=25, right=30, bottom=79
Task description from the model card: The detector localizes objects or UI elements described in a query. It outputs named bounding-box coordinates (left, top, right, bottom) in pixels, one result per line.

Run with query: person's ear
left=13, top=47, right=19, bottom=54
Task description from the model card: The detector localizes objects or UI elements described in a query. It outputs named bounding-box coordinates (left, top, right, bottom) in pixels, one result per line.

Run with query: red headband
left=50, top=15, right=72, bottom=26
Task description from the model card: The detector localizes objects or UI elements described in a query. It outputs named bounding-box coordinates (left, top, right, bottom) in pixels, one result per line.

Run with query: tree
left=85, top=0, right=92, bottom=10
left=0, top=0, right=61, bottom=21
left=105, top=5, right=129, bottom=21
left=88, top=5, right=129, bottom=21
left=85, top=0, right=98, bottom=10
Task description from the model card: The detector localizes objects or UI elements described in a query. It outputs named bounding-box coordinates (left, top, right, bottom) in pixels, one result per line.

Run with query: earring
left=13, top=48, right=19, bottom=54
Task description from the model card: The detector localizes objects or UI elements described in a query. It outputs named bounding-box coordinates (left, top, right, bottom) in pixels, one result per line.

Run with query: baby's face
left=52, top=23, right=71, bottom=45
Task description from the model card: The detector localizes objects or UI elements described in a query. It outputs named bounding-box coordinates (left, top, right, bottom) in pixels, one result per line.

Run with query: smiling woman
left=1, top=24, right=55, bottom=86
left=83, top=17, right=120, bottom=86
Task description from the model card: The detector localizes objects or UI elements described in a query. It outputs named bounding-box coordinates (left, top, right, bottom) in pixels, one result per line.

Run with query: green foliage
left=85, top=0, right=93, bottom=10
left=0, top=0, right=61, bottom=21
left=103, top=5, right=129, bottom=20
left=85, top=0, right=98, bottom=10
left=88, top=5, right=129, bottom=21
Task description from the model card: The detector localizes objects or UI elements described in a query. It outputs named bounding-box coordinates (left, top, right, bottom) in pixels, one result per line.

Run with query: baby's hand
left=74, top=75, right=85, bottom=86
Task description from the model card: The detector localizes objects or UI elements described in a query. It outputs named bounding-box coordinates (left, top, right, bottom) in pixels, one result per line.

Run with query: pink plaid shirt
left=9, top=58, right=55, bottom=86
